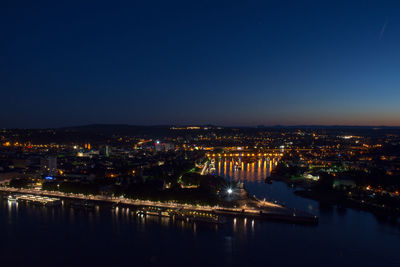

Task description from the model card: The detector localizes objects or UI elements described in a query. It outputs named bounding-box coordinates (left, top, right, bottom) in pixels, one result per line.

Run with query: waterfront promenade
left=0, top=186, right=317, bottom=224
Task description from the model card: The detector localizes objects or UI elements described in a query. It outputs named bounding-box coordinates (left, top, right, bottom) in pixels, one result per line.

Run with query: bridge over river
left=202, top=154, right=280, bottom=180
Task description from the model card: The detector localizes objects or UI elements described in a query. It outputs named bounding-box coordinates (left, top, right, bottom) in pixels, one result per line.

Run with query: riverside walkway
left=0, top=186, right=318, bottom=224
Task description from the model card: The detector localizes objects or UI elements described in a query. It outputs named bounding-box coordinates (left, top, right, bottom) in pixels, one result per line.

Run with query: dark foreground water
left=1, top=159, right=400, bottom=267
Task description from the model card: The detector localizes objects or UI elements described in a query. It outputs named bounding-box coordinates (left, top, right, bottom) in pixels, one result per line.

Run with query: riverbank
left=269, top=175, right=317, bottom=189
left=270, top=175, right=400, bottom=223
left=0, top=186, right=318, bottom=225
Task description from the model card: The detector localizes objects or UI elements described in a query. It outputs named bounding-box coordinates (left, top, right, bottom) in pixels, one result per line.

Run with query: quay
left=0, top=187, right=318, bottom=225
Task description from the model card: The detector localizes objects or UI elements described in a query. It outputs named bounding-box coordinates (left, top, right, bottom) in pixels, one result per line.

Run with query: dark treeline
left=39, top=173, right=227, bottom=205
left=16, top=158, right=229, bottom=205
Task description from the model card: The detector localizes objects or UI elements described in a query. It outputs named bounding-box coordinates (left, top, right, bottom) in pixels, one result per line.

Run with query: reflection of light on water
left=114, top=207, right=119, bottom=223
left=95, top=205, right=100, bottom=220
left=217, top=157, right=278, bottom=184
left=223, top=160, right=226, bottom=174
left=7, top=200, right=12, bottom=215
left=7, top=201, right=19, bottom=218
left=257, top=160, right=262, bottom=183
left=160, top=217, right=169, bottom=228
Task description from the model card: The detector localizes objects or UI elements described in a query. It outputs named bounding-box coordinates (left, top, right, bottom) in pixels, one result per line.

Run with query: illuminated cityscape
left=1, top=125, right=400, bottom=265
left=2, top=1, right=400, bottom=266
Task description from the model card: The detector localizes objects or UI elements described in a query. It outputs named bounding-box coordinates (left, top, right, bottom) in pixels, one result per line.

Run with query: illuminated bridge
left=206, top=152, right=284, bottom=158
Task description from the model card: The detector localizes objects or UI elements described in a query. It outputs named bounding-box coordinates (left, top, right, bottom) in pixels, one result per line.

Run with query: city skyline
left=2, top=1, right=400, bottom=128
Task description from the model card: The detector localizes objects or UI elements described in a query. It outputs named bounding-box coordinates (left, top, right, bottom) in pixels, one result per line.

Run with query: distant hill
left=59, top=124, right=400, bottom=134
left=59, top=124, right=172, bottom=136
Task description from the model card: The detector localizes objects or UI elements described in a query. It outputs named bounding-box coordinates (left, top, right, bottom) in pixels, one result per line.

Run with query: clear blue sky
left=1, top=0, right=400, bottom=128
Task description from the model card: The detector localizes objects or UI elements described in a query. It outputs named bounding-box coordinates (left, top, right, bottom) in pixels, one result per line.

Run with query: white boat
left=7, top=195, right=18, bottom=202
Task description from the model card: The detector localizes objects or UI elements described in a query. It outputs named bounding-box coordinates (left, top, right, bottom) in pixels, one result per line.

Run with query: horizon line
left=2, top=123, right=400, bottom=130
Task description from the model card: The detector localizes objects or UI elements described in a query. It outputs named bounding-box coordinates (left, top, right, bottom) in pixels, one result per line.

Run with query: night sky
left=1, top=1, right=400, bottom=128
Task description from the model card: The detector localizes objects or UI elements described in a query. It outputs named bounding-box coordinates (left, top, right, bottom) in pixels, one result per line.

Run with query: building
left=155, top=142, right=175, bottom=152
left=48, top=155, right=57, bottom=176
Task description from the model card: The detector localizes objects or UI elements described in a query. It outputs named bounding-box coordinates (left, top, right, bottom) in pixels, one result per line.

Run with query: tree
left=9, top=178, right=30, bottom=188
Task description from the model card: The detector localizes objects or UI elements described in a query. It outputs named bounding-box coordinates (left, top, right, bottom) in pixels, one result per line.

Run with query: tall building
left=100, top=145, right=110, bottom=157
left=48, top=155, right=57, bottom=176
